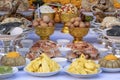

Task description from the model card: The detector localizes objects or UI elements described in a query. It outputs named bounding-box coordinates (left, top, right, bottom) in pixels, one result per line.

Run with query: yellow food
left=114, top=0, right=120, bottom=8
left=26, top=53, right=60, bottom=72
left=1, top=52, right=25, bottom=66
left=99, top=54, right=120, bottom=68
left=104, top=54, right=118, bottom=60
left=68, top=54, right=99, bottom=74
left=6, top=52, right=20, bottom=58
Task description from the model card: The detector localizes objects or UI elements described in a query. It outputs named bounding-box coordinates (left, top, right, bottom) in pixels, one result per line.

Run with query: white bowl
left=24, top=65, right=62, bottom=77
left=20, top=39, right=33, bottom=48
left=58, top=47, right=71, bottom=57
left=57, top=39, right=70, bottom=47
left=64, top=66, right=102, bottom=78
left=0, top=67, right=18, bottom=79
left=52, top=57, right=67, bottom=67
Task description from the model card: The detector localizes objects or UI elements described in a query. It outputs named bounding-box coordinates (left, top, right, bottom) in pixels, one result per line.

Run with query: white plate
left=64, top=66, right=102, bottom=78
left=0, top=67, right=18, bottom=79
left=24, top=65, right=62, bottom=77
left=101, top=67, right=120, bottom=72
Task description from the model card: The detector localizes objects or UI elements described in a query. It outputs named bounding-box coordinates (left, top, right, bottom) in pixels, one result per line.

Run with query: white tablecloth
left=3, top=29, right=120, bottom=80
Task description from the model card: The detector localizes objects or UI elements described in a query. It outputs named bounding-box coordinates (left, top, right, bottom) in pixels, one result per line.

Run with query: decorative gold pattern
left=35, top=27, right=54, bottom=40
left=69, top=27, right=89, bottom=43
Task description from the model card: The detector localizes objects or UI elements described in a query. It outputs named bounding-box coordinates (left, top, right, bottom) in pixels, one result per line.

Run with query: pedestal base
left=40, top=36, right=49, bottom=40
left=61, top=24, right=69, bottom=34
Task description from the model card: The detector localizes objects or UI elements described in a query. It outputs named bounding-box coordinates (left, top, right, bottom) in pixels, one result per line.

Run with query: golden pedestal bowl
left=61, top=13, right=78, bottom=33
left=35, top=27, right=55, bottom=40
left=69, top=27, right=89, bottom=43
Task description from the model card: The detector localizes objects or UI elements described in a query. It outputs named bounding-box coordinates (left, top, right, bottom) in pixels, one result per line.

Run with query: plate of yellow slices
left=24, top=53, right=62, bottom=77
left=64, top=54, right=102, bottom=78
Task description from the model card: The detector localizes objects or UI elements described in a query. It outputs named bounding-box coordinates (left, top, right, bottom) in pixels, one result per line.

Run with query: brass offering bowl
left=35, top=27, right=55, bottom=40
left=61, top=13, right=78, bottom=33
left=69, top=27, right=89, bottom=43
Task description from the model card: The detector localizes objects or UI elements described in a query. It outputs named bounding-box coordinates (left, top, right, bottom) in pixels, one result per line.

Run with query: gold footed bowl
left=35, top=27, right=55, bottom=40
left=69, top=27, right=89, bottom=43
left=61, top=13, right=78, bottom=33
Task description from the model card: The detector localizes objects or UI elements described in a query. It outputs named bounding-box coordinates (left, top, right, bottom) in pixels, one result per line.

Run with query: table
left=3, top=28, right=120, bottom=80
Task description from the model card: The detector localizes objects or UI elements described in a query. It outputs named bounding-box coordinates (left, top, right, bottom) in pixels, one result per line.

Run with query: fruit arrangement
left=66, top=17, right=90, bottom=28
left=26, top=53, right=60, bottom=72
left=68, top=54, right=100, bottom=74
left=58, top=3, right=78, bottom=14
left=99, top=54, right=120, bottom=68
left=32, top=16, right=54, bottom=27
left=1, top=52, right=26, bottom=66
left=0, top=66, right=12, bottom=74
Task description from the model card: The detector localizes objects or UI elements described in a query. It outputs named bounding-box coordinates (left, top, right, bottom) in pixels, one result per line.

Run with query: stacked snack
left=99, top=54, right=120, bottom=68
left=1, top=52, right=26, bottom=66
left=33, top=16, right=55, bottom=40
left=67, top=41, right=99, bottom=60
left=33, top=16, right=54, bottom=27
left=26, top=40, right=61, bottom=60
left=26, top=53, right=60, bottom=72
left=68, top=54, right=100, bottom=74
left=66, top=15, right=90, bottom=42
left=66, top=17, right=90, bottom=28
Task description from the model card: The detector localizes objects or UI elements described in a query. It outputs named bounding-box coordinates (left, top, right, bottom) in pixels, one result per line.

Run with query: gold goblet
left=61, top=13, right=78, bottom=33
left=35, top=27, right=55, bottom=40
left=69, top=27, right=89, bottom=43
